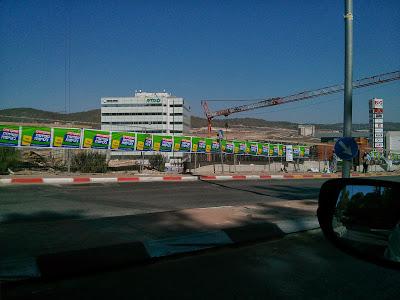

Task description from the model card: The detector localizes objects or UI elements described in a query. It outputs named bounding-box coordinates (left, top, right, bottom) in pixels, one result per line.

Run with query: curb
left=0, top=173, right=392, bottom=186
left=0, top=176, right=198, bottom=185
left=2, top=218, right=319, bottom=280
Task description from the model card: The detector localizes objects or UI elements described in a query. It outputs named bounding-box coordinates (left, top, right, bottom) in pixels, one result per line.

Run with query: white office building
left=101, top=91, right=191, bottom=159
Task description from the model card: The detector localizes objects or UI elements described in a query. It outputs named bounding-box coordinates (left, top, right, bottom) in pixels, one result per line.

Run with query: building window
left=102, top=112, right=166, bottom=116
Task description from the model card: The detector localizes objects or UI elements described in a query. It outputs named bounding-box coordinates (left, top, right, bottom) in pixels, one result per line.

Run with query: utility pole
left=343, top=0, right=353, bottom=178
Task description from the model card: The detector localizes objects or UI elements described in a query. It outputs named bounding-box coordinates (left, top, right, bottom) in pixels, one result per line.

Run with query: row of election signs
left=0, top=124, right=311, bottom=158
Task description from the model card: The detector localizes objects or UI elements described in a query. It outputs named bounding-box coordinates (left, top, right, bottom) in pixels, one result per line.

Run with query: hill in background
left=1, top=107, right=400, bottom=131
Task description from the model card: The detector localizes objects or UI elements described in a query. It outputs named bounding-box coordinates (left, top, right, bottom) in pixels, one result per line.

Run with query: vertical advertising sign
left=234, top=141, right=247, bottom=155
left=304, top=146, right=310, bottom=157
left=247, top=142, right=259, bottom=156
left=153, top=135, right=173, bottom=152
left=293, top=146, right=300, bottom=157
left=82, top=129, right=110, bottom=149
left=21, top=126, right=52, bottom=147
left=0, top=125, right=20, bottom=147
left=261, top=143, right=269, bottom=156
left=369, top=98, right=384, bottom=151
left=278, top=144, right=284, bottom=157
left=53, top=128, right=82, bottom=148
left=286, top=145, right=293, bottom=161
left=136, top=133, right=153, bottom=151
left=209, top=139, right=220, bottom=153
left=110, top=132, right=136, bottom=151
left=173, top=136, right=192, bottom=152
left=192, top=137, right=206, bottom=153
left=221, top=140, right=234, bottom=154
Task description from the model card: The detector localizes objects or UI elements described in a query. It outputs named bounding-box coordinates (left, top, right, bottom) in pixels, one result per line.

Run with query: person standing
left=362, top=152, right=370, bottom=173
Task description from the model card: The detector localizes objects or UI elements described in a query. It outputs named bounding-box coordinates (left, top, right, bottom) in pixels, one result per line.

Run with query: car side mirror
left=317, top=178, right=400, bottom=268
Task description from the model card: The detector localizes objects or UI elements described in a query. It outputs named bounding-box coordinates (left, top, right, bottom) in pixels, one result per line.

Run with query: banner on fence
left=53, top=128, right=81, bottom=148
left=136, top=133, right=153, bottom=151
left=82, top=129, right=110, bottom=149
left=0, top=124, right=312, bottom=159
left=286, top=145, right=293, bottom=161
left=261, top=143, right=269, bottom=156
left=21, top=126, right=51, bottom=148
left=153, top=135, right=173, bottom=152
left=0, top=125, right=20, bottom=147
left=111, top=132, right=136, bottom=151
left=234, top=141, right=246, bottom=155
left=192, top=137, right=206, bottom=153
left=173, top=136, right=192, bottom=152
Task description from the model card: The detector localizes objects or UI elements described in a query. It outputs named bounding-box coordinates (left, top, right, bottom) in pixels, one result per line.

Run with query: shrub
left=149, top=154, right=166, bottom=172
left=71, top=151, right=108, bottom=173
left=0, top=147, right=21, bottom=174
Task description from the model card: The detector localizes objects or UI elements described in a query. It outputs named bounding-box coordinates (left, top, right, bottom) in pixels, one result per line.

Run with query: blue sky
left=0, top=0, right=399, bottom=123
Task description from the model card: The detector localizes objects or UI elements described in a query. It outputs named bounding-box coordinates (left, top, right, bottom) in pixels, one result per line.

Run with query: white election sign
left=286, top=145, right=293, bottom=162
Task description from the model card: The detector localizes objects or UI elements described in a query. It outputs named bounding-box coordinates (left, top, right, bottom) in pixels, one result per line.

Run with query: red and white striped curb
left=199, top=174, right=342, bottom=180
left=0, top=173, right=387, bottom=185
left=0, top=176, right=197, bottom=185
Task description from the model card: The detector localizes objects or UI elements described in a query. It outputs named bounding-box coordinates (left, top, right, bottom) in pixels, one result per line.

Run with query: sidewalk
left=0, top=200, right=318, bottom=279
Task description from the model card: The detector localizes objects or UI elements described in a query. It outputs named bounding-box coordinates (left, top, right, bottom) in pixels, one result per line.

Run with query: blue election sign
left=217, top=130, right=224, bottom=140
left=334, top=137, right=359, bottom=161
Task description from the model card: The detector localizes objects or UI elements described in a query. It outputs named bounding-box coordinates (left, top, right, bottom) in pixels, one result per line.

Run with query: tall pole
left=343, top=0, right=353, bottom=178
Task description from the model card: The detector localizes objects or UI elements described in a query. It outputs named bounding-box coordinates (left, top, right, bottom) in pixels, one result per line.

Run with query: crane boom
left=203, top=70, right=400, bottom=119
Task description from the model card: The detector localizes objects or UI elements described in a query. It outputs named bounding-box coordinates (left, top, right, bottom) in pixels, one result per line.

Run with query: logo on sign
left=146, top=98, right=161, bottom=103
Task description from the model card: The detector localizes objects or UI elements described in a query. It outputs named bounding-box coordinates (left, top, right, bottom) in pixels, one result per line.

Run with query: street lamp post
left=342, top=0, right=353, bottom=178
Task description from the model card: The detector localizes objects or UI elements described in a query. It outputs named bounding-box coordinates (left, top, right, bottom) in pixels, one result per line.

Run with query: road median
left=0, top=201, right=318, bottom=280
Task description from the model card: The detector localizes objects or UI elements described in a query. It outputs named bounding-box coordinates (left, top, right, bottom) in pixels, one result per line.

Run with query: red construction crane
left=201, top=70, right=400, bottom=135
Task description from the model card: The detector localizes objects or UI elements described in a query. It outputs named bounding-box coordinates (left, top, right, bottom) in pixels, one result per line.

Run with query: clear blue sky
left=1, top=0, right=399, bottom=123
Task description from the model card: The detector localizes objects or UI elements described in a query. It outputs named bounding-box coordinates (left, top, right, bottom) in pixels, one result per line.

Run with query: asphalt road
left=1, top=177, right=399, bottom=224
left=3, top=229, right=400, bottom=300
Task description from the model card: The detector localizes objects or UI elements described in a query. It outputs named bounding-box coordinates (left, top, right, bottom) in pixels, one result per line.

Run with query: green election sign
left=206, top=138, right=220, bottom=153
left=278, top=144, right=284, bottom=157
left=173, top=136, right=192, bottom=152
left=111, top=132, right=136, bottom=151
left=21, top=126, right=51, bottom=147
left=247, top=142, right=259, bottom=156
left=234, top=141, right=246, bottom=155
left=261, top=143, right=269, bottom=156
left=82, top=129, right=110, bottom=149
left=153, top=135, right=173, bottom=152
left=299, top=146, right=305, bottom=157
left=136, top=133, right=153, bottom=151
left=222, top=140, right=234, bottom=154
left=0, top=125, right=20, bottom=147
left=53, top=128, right=81, bottom=148
left=192, top=137, right=206, bottom=153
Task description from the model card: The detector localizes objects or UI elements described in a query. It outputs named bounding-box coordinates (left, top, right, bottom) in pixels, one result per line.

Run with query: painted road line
left=11, top=178, right=43, bottom=184
left=163, top=176, right=183, bottom=181
left=43, top=178, right=74, bottom=184
left=73, top=177, right=91, bottom=183
left=270, top=175, right=284, bottom=179
left=117, top=177, right=140, bottom=182
left=90, top=177, right=118, bottom=183
left=0, top=178, right=12, bottom=184
left=246, top=175, right=261, bottom=180
left=181, top=176, right=197, bottom=181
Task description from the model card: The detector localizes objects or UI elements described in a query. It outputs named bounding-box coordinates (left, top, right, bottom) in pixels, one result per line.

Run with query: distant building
left=101, top=91, right=191, bottom=159
left=385, top=131, right=400, bottom=153
left=298, top=125, right=315, bottom=137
